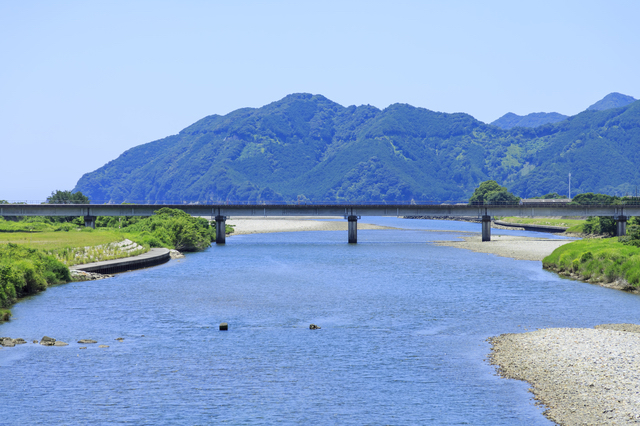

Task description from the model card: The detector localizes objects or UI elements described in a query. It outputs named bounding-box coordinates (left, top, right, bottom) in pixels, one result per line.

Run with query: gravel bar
left=489, top=325, right=640, bottom=425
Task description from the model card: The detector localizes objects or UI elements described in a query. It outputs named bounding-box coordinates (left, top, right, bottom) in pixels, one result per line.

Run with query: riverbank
left=435, top=235, right=574, bottom=261
left=227, top=216, right=394, bottom=235
left=489, top=325, right=640, bottom=425
left=542, top=238, right=640, bottom=292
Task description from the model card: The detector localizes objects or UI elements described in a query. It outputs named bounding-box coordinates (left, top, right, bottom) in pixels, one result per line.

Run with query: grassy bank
left=499, top=217, right=585, bottom=233
left=0, top=243, right=71, bottom=312
left=542, top=238, right=640, bottom=288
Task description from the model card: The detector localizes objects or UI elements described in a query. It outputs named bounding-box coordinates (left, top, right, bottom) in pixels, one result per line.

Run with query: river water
left=2, top=218, right=639, bottom=425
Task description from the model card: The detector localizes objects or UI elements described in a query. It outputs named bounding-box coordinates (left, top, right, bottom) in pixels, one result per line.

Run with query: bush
left=122, top=208, right=214, bottom=251
left=0, top=243, right=70, bottom=308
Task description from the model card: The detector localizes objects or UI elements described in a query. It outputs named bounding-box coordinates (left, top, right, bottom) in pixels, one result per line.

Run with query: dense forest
left=73, top=93, right=640, bottom=203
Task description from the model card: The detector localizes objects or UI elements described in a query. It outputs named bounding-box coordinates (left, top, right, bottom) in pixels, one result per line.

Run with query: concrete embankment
left=70, top=248, right=171, bottom=275
left=493, top=220, right=568, bottom=233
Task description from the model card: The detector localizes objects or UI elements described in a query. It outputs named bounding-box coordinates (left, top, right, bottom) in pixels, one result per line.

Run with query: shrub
left=580, top=251, right=593, bottom=263
left=0, top=243, right=70, bottom=308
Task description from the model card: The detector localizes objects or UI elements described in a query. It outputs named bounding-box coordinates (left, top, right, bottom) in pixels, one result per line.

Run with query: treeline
left=571, top=193, right=640, bottom=236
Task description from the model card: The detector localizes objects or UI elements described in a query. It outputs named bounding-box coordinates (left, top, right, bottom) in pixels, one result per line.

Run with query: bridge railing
left=3, top=199, right=640, bottom=208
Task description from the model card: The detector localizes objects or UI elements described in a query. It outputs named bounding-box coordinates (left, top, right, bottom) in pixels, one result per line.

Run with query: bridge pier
left=348, top=215, right=358, bottom=244
left=616, top=216, right=628, bottom=237
left=84, top=215, right=96, bottom=229
left=482, top=215, right=491, bottom=242
left=215, top=215, right=226, bottom=244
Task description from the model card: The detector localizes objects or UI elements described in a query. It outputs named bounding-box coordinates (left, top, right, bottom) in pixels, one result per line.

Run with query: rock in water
left=219, top=323, right=228, bottom=331
left=1, top=338, right=15, bottom=347
left=54, top=341, right=68, bottom=346
left=40, top=336, right=56, bottom=346
left=309, top=324, right=321, bottom=330
left=78, top=339, right=98, bottom=344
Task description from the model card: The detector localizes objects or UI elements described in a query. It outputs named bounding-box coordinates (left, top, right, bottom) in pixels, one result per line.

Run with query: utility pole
left=568, top=173, right=571, bottom=199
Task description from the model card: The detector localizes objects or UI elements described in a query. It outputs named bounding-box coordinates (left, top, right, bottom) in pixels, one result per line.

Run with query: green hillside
left=74, top=93, right=640, bottom=203
left=587, top=92, right=636, bottom=111
left=490, top=112, right=568, bottom=129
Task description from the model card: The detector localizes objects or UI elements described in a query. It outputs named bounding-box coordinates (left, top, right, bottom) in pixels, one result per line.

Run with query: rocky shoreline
left=489, top=325, right=640, bottom=425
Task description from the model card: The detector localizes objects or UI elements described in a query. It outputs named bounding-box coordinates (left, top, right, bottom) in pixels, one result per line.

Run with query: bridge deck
left=2, top=203, right=639, bottom=218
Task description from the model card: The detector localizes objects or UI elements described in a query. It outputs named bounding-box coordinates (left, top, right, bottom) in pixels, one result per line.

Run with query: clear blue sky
left=1, top=0, right=638, bottom=201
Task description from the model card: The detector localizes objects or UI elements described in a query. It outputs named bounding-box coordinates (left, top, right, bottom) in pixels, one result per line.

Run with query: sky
left=1, top=0, right=639, bottom=201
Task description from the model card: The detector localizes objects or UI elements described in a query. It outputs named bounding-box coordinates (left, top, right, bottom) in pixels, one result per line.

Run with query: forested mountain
left=490, top=112, right=568, bottom=129
left=587, top=92, right=636, bottom=111
left=74, top=93, right=640, bottom=203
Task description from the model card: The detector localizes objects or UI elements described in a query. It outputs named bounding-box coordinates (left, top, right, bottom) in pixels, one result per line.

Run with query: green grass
left=0, top=228, right=153, bottom=266
left=499, top=216, right=585, bottom=233
left=543, top=238, right=640, bottom=287
left=0, top=228, right=125, bottom=251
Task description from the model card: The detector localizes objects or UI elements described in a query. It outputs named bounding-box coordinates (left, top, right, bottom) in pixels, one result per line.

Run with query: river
left=1, top=218, right=638, bottom=424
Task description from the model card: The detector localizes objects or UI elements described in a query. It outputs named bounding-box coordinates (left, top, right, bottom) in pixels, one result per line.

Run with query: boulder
left=2, top=338, right=15, bottom=347
left=79, top=347, right=87, bottom=349
left=40, top=336, right=56, bottom=346
left=169, top=249, right=185, bottom=259
left=78, top=339, right=98, bottom=344
left=309, top=324, right=321, bottom=330
left=99, top=345, right=109, bottom=348
left=115, top=337, right=124, bottom=341
left=15, top=338, right=26, bottom=344
left=53, top=341, right=68, bottom=346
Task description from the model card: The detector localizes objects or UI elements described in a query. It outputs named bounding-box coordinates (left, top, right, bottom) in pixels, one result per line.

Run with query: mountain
left=74, top=93, right=640, bottom=203
left=587, top=92, right=636, bottom=111
left=490, top=112, right=568, bottom=129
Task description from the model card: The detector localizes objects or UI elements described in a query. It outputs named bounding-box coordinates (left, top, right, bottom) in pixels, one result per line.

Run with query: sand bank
left=227, top=216, right=393, bottom=235
left=435, top=235, right=574, bottom=261
left=490, top=325, right=640, bottom=425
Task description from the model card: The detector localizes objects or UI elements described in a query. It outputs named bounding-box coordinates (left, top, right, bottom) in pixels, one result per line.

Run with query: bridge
left=2, top=203, right=639, bottom=244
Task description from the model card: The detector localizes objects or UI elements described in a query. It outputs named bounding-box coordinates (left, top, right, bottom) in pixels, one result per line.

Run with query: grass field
left=0, top=228, right=125, bottom=251
left=0, top=228, right=150, bottom=266
left=499, top=216, right=585, bottom=233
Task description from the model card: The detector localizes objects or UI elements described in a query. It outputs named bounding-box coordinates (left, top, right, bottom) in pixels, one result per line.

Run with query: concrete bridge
left=2, top=203, right=639, bottom=244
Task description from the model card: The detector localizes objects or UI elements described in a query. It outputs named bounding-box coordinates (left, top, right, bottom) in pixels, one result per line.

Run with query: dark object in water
left=309, top=324, right=321, bottom=330
left=220, top=323, right=228, bottom=331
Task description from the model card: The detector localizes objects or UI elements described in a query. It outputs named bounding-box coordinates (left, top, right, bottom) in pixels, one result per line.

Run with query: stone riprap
left=70, top=270, right=113, bottom=281
left=489, top=326, right=640, bottom=425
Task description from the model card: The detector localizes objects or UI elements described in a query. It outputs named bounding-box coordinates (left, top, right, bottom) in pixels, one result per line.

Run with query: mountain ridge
left=74, top=93, right=640, bottom=203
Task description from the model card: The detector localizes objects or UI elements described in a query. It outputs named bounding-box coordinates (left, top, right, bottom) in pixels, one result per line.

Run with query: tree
left=469, top=180, right=519, bottom=205
left=122, top=208, right=214, bottom=251
left=46, top=190, right=89, bottom=204
left=532, top=192, right=567, bottom=199
left=583, top=216, right=617, bottom=236
left=45, top=190, right=89, bottom=223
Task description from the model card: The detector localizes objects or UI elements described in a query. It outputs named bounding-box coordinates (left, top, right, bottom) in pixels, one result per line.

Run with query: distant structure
left=520, top=198, right=571, bottom=205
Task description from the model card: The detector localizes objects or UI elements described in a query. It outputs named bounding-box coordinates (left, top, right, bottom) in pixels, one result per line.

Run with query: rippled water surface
left=2, top=219, right=638, bottom=424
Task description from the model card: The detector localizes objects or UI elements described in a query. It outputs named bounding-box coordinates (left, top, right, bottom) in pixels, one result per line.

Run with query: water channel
left=1, top=218, right=638, bottom=424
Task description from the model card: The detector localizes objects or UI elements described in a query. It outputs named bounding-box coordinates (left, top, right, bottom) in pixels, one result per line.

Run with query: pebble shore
left=227, top=216, right=394, bottom=235
left=489, top=325, right=640, bottom=425
left=435, top=234, right=574, bottom=261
